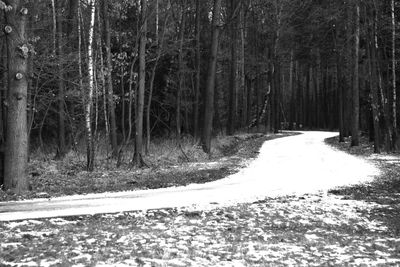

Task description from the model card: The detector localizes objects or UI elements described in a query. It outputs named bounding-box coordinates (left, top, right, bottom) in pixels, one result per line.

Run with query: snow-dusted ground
left=0, top=131, right=380, bottom=221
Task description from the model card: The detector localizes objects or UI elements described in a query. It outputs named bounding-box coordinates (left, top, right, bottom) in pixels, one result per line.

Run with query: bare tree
left=3, top=0, right=29, bottom=193
left=176, top=2, right=186, bottom=141
left=391, top=0, right=397, bottom=148
left=102, top=0, right=118, bottom=157
left=202, top=0, right=222, bottom=153
left=227, top=0, right=238, bottom=136
left=193, top=0, right=201, bottom=139
left=56, top=0, right=67, bottom=157
left=132, top=0, right=147, bottom=167
left=351, top=0, right=360, bottom=146
left=85, top=0, right=96, bottom=171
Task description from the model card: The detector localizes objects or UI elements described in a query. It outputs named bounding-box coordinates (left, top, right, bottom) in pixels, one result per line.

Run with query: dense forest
left=0, top=0, right=398, bottom=194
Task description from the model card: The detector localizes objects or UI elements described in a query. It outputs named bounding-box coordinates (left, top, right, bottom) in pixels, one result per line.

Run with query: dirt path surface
left=0, top=131, right=379, bottom=221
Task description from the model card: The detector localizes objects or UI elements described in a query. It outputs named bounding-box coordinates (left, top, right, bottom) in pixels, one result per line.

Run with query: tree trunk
left=176, top=4, right=186, bottom=141
left=67, top=0, right=78, bottom=36
left=97, top=12, right=110, bottom=164
left=132, top=0, right=147, bottom=167
left=201, top=0, right=222, bottom=153
left=0, top=40, right=5, bottom=186
left=367, top=6, right=381, bottom=153
left=240, top=6, right=246, bottom=129
left=227, top=0, right=238, bottom=136
left=102, top=0, right=118, bottom=157
left=4, top=0, right=29, bottom=194
left=193, top=0, right=201, bottom=139
left=315, top=49, right=321, bottom=128
left=86, top=0, right=96, bottom=171
left=391, top=0, right=398, bottom=148
left=344, top=2, right=353, bottom=137
left=273, top=0, right=282, bottom=133
left=247, top=78, right=252, bottom=129
left=56, top=0, right=67, bottom=158
left=351, top=1, right=360, bottom=146
left=155, top=0, right=159, bottom=43
left=288, top=49, right=294, bottom=126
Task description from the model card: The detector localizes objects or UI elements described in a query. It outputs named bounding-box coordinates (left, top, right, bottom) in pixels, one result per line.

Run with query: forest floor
left=1, top=132, right=400, bottom=266
left=1, top=132, right=286, bottom=202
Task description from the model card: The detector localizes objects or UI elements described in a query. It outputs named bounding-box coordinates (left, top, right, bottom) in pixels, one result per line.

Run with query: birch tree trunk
left=86, top=0, right=96, bottom=171
left=202, top=0, right=222, bottom=153
left=3, top=0, right=29, bottom=193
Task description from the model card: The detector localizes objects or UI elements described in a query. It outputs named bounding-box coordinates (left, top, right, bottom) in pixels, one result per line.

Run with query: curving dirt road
left=0, top=131, right=380, bottom=221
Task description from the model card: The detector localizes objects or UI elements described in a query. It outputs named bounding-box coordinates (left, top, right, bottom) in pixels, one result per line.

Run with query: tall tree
left=85, top=0, right=96, bottom=171
left=202, top=0, right=222, bottom=153
left=227, top=0, right=238, bottom=135
left=239, top=4, right=246, bottom=129
left=367, top=3, right=381, bottom=153
left=193, top=0, right=201, bottom=139
left=176, top=2, right=186, bottom=140
left=132, top=0, right=147, bottom=167
left=391, top=0, right=397, bottom=148
left=351, top=0, right=360, bottom=146
left=56, top=0, right=67, bottom=158
left=102, top=0, right=118, bottom=157
left=3, top=0, right=29, bottom=193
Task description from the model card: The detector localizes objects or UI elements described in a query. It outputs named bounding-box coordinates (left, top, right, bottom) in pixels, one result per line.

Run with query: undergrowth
left=1, top=132, right=284, bottom=201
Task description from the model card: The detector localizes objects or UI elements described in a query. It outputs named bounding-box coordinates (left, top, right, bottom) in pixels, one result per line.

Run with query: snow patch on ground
left=0, top=131, right=380, bottom=221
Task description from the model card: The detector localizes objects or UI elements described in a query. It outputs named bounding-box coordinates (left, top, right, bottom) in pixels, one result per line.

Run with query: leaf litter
left=1, top=132, right=400, bottom=266
left=1, top=192, right=399, bottom=266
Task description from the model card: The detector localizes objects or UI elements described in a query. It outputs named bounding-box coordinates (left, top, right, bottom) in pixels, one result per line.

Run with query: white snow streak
left=0, top=131, right=380, bottom=221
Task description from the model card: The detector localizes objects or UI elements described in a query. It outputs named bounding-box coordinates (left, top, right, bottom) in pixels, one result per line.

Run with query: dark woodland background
left=0, top=0, right=399, bottom=194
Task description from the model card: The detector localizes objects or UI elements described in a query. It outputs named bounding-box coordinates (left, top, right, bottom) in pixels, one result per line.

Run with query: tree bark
left=201, top=0, right=222, bottom=153
left=132, top=0, right=147, bottom=167
left=315, top=48, right=321, bottom=128
left=97, top=12, right=110, bottom=164
left=227, top=0, right=238, bottom=136
left=391, top=0, right=397, bottom=148
left=240, top=6, right=246, bottom=129
left=367, top=5, right=381, bottom=153
left=86, top=0, right=96, bottom=171
left=289, top=49, right=294, bottom=126
left=351, top=1, right=360, bottom=146
left=4, top=0, right=29, bottom=194
left=56, top=0, right=67, bottom=158
left=273, top=0, right=282, bottom=133
left=193, top=0, right=201, bottom=139
left=102, top=0, right=118, bottom=157
left=344, top=1, right=353, bottom=137
left=176, top=3, right=186, bottom=140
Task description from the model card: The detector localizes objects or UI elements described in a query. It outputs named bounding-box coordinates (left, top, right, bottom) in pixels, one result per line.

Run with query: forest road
left=0, top=131, right=380, bottom=221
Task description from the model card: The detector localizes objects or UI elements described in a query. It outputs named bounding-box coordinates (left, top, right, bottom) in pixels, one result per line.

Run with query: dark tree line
left=0, top=0, right=398, bottom=194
